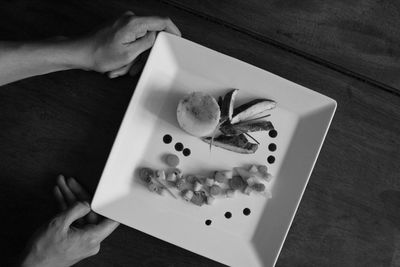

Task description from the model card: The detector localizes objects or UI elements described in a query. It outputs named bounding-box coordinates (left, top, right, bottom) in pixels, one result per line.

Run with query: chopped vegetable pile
left=138, top=157, right=273, bottom=206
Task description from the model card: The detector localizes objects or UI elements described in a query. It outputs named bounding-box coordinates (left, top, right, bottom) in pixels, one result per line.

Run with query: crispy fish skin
left=202, top=134, right=258, bottom=154
left=231, top=99, right=276, bottom=124
left=220, top=120, right=274, bottom=136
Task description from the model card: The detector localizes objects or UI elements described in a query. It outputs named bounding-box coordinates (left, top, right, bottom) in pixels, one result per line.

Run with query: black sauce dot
left=183, top=148, right=191, bottom=157
left=163, top=134, right=172, bottom=144
left=268, top=143, right=277, bottom=152
left=205, top=219, right=212, bottom=226
left=174, top=142, right=184, bottom=151
left=267, top=156, right=275, bottom=164
left=269, top=130, right=278, bottom=138
left=243, top=208, right=251, bottom=216
left=224, top=212, right=232, bottom=219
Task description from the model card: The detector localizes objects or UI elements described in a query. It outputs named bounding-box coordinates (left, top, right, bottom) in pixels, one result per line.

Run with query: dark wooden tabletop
left=1, top=1, right=399, bottom=266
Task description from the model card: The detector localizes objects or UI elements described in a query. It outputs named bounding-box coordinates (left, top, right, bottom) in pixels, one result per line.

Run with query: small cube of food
left=191, top=191, right=205, bottom=206
left=252, top=183, right=266, bottom=192
left=246, top=176, right=258, bottom=186
left=148, top=181, right=159, bottom=192
left=214, top=171, right=227, bottom=184
left=249, top=165, right=259, bottom=174
left=166, top=154, right=180, bottom=167
left=205, top=177, right=214, bottom=187
left=185, top=174, right=196, bottom=183
left=210, top=185, right=222, bottom=196
left=244, top=186, right=253, bottom=195
left=175, top=178, right=187, bottom=191
left=166, top=172, right=177, bottom=182
left=235, top=167, right=251, bottom=180
left=206, top=195, right=215, bottom=205
left=193, top=181, right=203, bottom=191
left=264, top=173, right=273, bottom=182
left=258, top=165, right=268, bottom=176
left=229, top=176, right=245, bottom=190
left=155, top=170, right=166, bottom=180
left=221, top=170, right=233, bottom=179
left=139, top=168, right=154, bottom=183
left=225, top=189, right=235, bottom=198
left=183, top=190, right=194, bottom=201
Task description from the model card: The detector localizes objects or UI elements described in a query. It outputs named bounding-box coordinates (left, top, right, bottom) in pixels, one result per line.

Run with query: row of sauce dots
left=205, top=208, right=251, bottom=226
left=163, top=134, right=191, bottom=156
left=267, top=129, right=277, bottom=164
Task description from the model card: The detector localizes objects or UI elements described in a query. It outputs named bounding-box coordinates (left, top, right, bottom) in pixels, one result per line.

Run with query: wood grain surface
left=165, top=0, right=400, bottom=94
left=0, top=1, right=399, bottom=267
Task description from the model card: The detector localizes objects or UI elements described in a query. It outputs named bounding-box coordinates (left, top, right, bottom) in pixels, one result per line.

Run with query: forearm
left=0, top=38, right=92, bottom=86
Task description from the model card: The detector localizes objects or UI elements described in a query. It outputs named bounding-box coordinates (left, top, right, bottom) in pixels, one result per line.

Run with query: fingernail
left=82, top=201, right=90, bottom=207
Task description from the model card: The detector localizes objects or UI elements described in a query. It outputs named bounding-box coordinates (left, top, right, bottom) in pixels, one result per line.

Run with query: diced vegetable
left=210, top=185, right=222, bottom=196
left=183, top=190, right=194, bottom=201
left=139, top=168, right=154, bottom=183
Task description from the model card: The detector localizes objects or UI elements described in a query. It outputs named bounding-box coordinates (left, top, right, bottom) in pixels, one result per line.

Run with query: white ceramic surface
left=91, top=32, right=336, bottom=267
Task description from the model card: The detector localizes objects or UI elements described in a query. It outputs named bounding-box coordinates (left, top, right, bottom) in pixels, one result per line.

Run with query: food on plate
left=175, top=89, right=276, bottom=154
left=249, top=165, right=258, bottom=174
left=166, top=154, right=180, bottom=167
left=220, top=89, right=238, bottom=122
left=252, top=183, right=266, bottom=192
left=139, top=168, right=154, bottom=183
left=138, top=164, right=273, bottom=206
left=176, top=92, right=221, bottom=137
left=193, top=180, right=203, bottom=191
left=231, top=98, right=276, bottom=124
left=183, top=190, right=194, bottom=201
left=191, top=191, right=206, bottom=206
left=202, top=134, right=258, bottom=154
left=206, top=195, right=215, bottom=205
left=210, top=184, right=222, bottom=196
left=225, top=189, right=235, bottom=198
left=166, top=172, right=177, bottom=182
left=229, top=176, right=246, bottom=190
left=220, top=120, right=274, bottom=136
left=214, top=171, right=228, bottom=183
left=155, top=170, right=166, bottom=180
left=205, top=177, right=214, bottom=186
left=246, top=176, right=258, bottom=186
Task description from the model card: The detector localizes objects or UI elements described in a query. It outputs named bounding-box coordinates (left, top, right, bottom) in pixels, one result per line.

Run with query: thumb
left=62, top=202, right=91, bottom=229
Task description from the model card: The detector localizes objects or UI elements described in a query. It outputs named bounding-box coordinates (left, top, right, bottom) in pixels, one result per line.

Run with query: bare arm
left=0, top=12, right=181, bottom=86
left=0, top=39, right=91, bottom=86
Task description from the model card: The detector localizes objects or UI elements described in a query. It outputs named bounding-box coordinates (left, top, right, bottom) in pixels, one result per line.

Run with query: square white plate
left=92, top=32, right=336, bottom=267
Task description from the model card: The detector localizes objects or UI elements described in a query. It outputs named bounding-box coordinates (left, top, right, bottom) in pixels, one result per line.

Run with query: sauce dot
left=163, top=134, right=172, bottom=144
left=224, top=212, right=232, bottom=219
left=205, top=219, right=212, bottom=226
left=174, top=142, right=184, bottom=151
left=183, top=148, right=191, bottom=157
left=243, top=208, right=251, bottom=216
left=267, top=156, right=275, bottom=164
left=268, top=143, right=277, bottom=151
left=269, top=130, right=278, bottom=138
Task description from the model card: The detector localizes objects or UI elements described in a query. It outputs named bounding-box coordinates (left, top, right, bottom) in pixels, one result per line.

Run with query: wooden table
left=1, top=1, right=399, bottom=266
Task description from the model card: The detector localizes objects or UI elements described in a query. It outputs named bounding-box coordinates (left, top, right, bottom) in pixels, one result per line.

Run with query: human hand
left=81, top=11, right=181, bottom=78
left=21, top=175, right=119, bottom=267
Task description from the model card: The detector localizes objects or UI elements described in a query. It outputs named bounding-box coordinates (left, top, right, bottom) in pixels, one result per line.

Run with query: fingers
left=62, top=202, right=91, bottom=229
left=54, top=186, right=68, bottom=211
left=57, top=174, right=77, bottom=205
left=108, top=63, right=132, bottom=78
left=85, top=219, right=120, bottom=242
left=67, top=177, right=91, bottom=201
left=65, top=177, right=99, bottom=224
left=132, top=16, right=181, bottom=36
left=128, top=31, right=156, bottom=60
